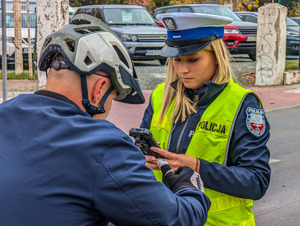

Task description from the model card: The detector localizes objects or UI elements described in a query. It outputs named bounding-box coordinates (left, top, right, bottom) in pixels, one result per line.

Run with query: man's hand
left=157, top=160, right=205, bottom=193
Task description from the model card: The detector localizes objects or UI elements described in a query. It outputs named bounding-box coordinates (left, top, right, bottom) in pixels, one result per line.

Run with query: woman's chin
left=183, top=84, right=197, bottom=90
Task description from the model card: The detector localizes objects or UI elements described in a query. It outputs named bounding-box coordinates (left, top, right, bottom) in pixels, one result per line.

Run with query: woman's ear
left=92, top=78, right=107, bottom=105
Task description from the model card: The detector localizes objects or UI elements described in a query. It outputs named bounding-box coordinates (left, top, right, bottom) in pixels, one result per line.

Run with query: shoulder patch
left=246, top=107, right=266, bottom=137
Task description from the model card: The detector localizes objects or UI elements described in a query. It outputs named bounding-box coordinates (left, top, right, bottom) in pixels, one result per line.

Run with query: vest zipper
left=168, top=87, right=209, bottom=153
left=166, top=121, right=176, bottom=151
left=174, top=88, right=208, bottom=154
left=176, top=115, right=191, bottom=154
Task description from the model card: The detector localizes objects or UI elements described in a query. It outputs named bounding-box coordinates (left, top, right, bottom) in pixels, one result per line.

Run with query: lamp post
left=2, top=0, right=7, bottom=102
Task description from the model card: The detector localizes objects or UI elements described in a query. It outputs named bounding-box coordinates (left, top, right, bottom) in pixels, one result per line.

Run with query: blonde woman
left=140, top=13, right=271, bottom=226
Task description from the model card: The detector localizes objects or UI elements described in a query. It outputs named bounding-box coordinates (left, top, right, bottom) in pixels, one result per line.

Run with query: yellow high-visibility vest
left=150, top=80, right=260, bottom=225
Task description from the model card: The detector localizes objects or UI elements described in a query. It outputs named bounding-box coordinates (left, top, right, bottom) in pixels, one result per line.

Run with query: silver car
left=74, top=5, right=167, bottom=65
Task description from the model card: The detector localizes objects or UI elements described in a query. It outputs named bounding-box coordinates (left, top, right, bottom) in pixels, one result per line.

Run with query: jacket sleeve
left=93, top=129, right=210, bottom=226
left=199, top=93, right=271, bottom=200
left=140, top=93, right=154, bottom=129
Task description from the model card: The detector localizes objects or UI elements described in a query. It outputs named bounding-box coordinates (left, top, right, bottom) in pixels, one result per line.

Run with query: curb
left=0, top=80, right=38, bottom=92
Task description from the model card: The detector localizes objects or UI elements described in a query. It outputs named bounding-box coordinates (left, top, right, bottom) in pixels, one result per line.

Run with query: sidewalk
left=107, top=84, right=300, bottom=133
left=1, top=81, right=300, bottom=133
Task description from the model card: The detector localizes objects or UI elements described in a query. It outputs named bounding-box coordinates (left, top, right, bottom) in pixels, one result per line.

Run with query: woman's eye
left=189, top=58, right=198, bottom=62
left=173, top=58, right=181, bottom=62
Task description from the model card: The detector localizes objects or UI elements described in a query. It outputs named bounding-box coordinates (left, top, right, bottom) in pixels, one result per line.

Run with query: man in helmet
left=0, top=14, right=210, bottom=225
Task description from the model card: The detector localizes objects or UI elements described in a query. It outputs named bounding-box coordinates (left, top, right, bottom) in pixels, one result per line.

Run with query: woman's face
left=172, top=49, right=218, bottom=92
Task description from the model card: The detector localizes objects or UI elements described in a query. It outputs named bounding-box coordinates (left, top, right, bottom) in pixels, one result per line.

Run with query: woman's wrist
left=195, top=158, right=200, bottom=172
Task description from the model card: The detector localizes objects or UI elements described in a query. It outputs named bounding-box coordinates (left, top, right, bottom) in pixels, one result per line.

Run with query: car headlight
left=224, top=29, right=240, bottom=34
left=287, top=31, right=300, bottom=37
left=121, top=34, right=139, bottom=42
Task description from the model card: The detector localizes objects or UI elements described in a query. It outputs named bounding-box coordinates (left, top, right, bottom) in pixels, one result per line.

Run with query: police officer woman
left=140, top=13, right=271, bottom=225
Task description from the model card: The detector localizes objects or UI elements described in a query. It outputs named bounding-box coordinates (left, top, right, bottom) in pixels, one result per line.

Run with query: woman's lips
left=181, top=77, right=192, bottom=82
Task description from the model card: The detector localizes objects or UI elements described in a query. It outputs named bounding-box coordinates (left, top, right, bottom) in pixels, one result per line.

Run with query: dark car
left=74, top=5, right=167, bottom=65
left=153, top=4, right=258, bottom=61
left=290, top=17, right=300, bottom=25
left=236, top=11, right=300, bottom=56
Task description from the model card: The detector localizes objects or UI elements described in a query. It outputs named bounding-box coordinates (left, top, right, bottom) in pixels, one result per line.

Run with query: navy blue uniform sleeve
left=199, top=94, right=271, bottom=200
left=140, top=94, right=153, bottom=129
left=93, top=129, right=210, bottom=226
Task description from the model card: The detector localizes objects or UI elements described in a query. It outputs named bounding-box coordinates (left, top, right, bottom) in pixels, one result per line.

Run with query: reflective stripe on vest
left=150, top=80, right=260, bottom=226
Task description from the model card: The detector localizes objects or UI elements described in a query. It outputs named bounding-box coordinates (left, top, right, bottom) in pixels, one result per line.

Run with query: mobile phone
left=129, top=128, right=167, bottom=159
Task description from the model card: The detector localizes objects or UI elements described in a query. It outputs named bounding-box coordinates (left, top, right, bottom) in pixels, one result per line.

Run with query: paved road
left=108, top=105, right=300, bottom=226
left=134, top=54, right=299, bottom=90
left=134, top=55, right=257, bottom=90
left=253, top=106, right=300, bottom=226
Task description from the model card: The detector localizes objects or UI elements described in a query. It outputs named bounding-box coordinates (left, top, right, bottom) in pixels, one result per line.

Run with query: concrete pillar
left=36, top=0, right=69, bottom=88
left=255, top=3, right=287, bottom=86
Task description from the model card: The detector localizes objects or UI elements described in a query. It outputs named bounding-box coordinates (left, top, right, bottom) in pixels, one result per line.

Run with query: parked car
left=290, top=17, right=300, bottom=25
left=69, top=6, right=76, bottom=21
left=74, top=5, right=167, bottom=65
left=236, top=11, right=300, bottom=56
left=153, top=4, right=258, bottom=61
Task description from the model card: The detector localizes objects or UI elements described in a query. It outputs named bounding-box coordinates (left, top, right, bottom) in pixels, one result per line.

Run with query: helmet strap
left=80, top=75, right=114, bottom=117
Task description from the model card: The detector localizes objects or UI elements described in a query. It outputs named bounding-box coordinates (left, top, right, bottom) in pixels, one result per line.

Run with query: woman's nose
left=177, top=61, right=189, bottom=74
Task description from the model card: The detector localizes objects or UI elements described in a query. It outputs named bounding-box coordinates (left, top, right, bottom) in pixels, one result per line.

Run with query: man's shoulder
left=88, top=120, right=132, bottom=143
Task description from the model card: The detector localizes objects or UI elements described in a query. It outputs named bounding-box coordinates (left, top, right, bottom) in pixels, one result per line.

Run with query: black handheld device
left=129, top=128, right=167, bottom=159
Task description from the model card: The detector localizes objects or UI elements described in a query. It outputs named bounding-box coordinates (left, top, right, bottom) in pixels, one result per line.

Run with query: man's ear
left=92, top=78, right=107, bottom=105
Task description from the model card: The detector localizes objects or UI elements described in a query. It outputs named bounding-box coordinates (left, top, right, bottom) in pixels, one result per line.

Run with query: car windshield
left=287, top=17, right=299, bottom=26
left=103, top=8, right=155, bottom=25
left=193, top=6, right=241, bottom=22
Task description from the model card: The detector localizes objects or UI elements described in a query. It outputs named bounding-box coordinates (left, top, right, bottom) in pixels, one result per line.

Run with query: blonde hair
left=158, top=39, right=233, bottom=124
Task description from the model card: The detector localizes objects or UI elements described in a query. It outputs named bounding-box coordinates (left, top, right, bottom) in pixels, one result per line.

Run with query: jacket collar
left=170, top=80, right=228, bottom=104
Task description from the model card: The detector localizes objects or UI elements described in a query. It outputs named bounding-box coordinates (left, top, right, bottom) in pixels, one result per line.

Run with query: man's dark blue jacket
left=0, top=92, right=210, bottom=226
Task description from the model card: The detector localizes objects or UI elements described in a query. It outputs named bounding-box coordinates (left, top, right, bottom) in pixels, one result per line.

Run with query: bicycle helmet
left=39, top=14, right=145, bottom=116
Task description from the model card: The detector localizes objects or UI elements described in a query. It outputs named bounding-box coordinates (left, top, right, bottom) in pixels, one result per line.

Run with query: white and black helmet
left=39, top=14, right=145, bottom=115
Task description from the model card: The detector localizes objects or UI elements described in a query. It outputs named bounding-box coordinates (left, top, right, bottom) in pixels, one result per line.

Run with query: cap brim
left=161, top=40, right=212, bottom=57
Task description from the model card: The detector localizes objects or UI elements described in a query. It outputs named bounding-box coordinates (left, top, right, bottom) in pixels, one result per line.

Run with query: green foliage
left=285, top=60, right=299, bottom=71
left=281, top=0, right=300, bottom=16
left=241, top=0, right=271, bottom=12
left=0, top=72, right=38, bottom=80
left=240, top=0, right=300, bottom=16
left=152, top=0, right=170, bottom=9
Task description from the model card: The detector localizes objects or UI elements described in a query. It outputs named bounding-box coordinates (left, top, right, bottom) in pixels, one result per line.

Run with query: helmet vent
left=112, top=45, right=129, bottom=68
left=88, top=27, right=102, bottom=32
left=65, top=38, right=75, bottom=53
left=84, top=56, right=92, bottom=66
left=75, top=29, right=90, bottom=34
left=42, top=37, right=52, bottom=51
left=70, top=19, right=91, bottom=25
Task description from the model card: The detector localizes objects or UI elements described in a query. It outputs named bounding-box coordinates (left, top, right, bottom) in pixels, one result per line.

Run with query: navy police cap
left=157, top=12, right=233, bottom=57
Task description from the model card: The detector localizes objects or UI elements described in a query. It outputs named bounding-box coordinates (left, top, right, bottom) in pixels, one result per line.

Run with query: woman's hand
left=145, top=147, right=200, bottom=172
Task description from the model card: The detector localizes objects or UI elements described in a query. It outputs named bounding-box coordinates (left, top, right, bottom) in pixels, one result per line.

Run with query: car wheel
left=248, top=53, right=256, bottom=61
left=159, top=59, right=167, bottom=65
